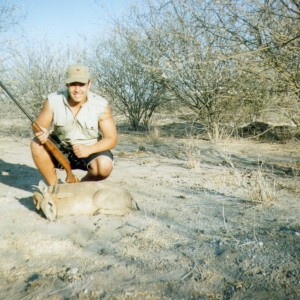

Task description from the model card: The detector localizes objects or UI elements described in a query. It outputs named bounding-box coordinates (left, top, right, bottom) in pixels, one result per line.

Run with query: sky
left=7, top=0, right=135, bottom=47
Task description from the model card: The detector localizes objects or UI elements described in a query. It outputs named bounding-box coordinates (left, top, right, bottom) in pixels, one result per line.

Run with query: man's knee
left=88, top=156, right=113, bottom=179
left=30, top=140, right=53, bottom=163
left=30, top=140, right=43, bottom=157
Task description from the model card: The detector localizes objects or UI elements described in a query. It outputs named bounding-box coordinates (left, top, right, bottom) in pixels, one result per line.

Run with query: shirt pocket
left=84, top=119, right=98, bottom=138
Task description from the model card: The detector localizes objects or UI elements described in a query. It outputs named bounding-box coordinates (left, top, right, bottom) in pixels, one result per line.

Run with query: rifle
left=0, top=80, right=79, bottom=183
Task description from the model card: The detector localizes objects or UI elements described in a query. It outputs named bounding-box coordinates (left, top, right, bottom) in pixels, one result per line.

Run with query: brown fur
left=33, top=180, right=139, bottom=221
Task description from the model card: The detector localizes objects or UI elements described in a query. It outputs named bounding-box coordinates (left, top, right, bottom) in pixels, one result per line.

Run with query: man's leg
left=30, top=140, right=58, bottom=185
left=81, top=155, right=113, bottom=182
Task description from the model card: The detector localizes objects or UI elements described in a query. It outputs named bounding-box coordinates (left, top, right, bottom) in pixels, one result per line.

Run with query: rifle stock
left=0, top=80, right=78, bottom=183
left=44, top=139, right=79, bottom=183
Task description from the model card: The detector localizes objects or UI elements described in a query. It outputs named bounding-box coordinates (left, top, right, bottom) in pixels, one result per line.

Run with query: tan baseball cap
left=65, top=64, right=90, bottom=84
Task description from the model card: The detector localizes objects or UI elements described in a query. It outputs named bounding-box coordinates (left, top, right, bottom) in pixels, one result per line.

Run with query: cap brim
left=65, top=77, right=89, bottom=84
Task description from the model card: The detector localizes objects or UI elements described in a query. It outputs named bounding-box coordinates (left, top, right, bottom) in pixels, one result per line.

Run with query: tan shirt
left=48, top=90, right=108, bottom=148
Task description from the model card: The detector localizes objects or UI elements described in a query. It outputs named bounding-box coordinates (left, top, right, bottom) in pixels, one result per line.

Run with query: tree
left=91, top=30, right=169, bottom=130
left=8, top=40, right=82, bottom=116
left=123, top=0, right=251, bottom=139
left=0, top=2, right=24, bottom=65
left=208, top=0, right=300, bottom=126
left=126, top=0, right=300, bottom=138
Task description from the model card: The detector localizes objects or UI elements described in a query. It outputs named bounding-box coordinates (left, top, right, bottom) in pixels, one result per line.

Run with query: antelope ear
left=38, top=180, right=48, bottom=195
left=33, top=192, right=43, bottom=210
left=53, top=184, right=59, bottom=194
left=48, top=184, right=59, bottom=194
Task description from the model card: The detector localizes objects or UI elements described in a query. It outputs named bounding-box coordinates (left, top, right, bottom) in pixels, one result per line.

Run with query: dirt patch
left=0, top=124, right=299, bottom=299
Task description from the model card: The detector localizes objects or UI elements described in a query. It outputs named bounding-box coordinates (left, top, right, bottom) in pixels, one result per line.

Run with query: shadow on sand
left=0, top=159, right=41, bottom=193
left=18, top=196, right=39, bottom=213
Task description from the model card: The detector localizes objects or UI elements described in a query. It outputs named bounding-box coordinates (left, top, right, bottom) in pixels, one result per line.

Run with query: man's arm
left=32, top=99, right=53, bottom=143
left=32, top=99, right=79, bottom=183
left=72, top=105, right=118, bottom=158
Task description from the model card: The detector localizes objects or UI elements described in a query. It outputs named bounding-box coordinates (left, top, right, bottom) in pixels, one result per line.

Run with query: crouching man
left=31, top=64, right=118, bottom=185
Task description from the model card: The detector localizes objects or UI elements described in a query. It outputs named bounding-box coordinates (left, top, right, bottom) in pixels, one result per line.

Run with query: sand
left=0, top=125, right=299, bottom=299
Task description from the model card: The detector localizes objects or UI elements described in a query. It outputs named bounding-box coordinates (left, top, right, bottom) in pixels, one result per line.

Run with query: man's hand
left=34, top=127, right=49, bottom=144
left=72, top=144, right=91, bottom=158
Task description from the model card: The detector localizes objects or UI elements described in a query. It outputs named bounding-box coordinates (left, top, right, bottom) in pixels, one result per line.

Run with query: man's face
left=67, top=81, right=90, bottom=103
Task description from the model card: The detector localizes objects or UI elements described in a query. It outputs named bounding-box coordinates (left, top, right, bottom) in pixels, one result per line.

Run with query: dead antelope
left=33, top=180, right=139, bottom=221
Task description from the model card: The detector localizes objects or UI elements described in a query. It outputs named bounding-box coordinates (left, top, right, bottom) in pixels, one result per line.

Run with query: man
left=31, top=64, right=118, bottom=185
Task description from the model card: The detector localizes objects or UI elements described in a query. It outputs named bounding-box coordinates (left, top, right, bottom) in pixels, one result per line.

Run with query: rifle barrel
left=0, top=80, right=35, bottom=124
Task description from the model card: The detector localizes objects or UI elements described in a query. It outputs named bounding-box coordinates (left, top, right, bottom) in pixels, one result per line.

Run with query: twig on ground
left=253, top=209, right=259, bottom=243
left=48, top=284, right=73, bottom=296
left=222, top=202, right=241, bottom=244
left=180, top=261, right=196, bottom=281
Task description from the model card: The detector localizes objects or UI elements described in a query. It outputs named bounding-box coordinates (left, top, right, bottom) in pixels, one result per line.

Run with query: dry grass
left=199, top=146, right=277, bottom=204
left=184, top=137, right=200, bottom=170
left=243, top=167, right=277, bottom=203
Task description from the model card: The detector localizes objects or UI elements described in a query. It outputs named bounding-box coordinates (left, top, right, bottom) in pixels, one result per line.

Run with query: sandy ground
left=0, top=120, right=299, bottom=299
